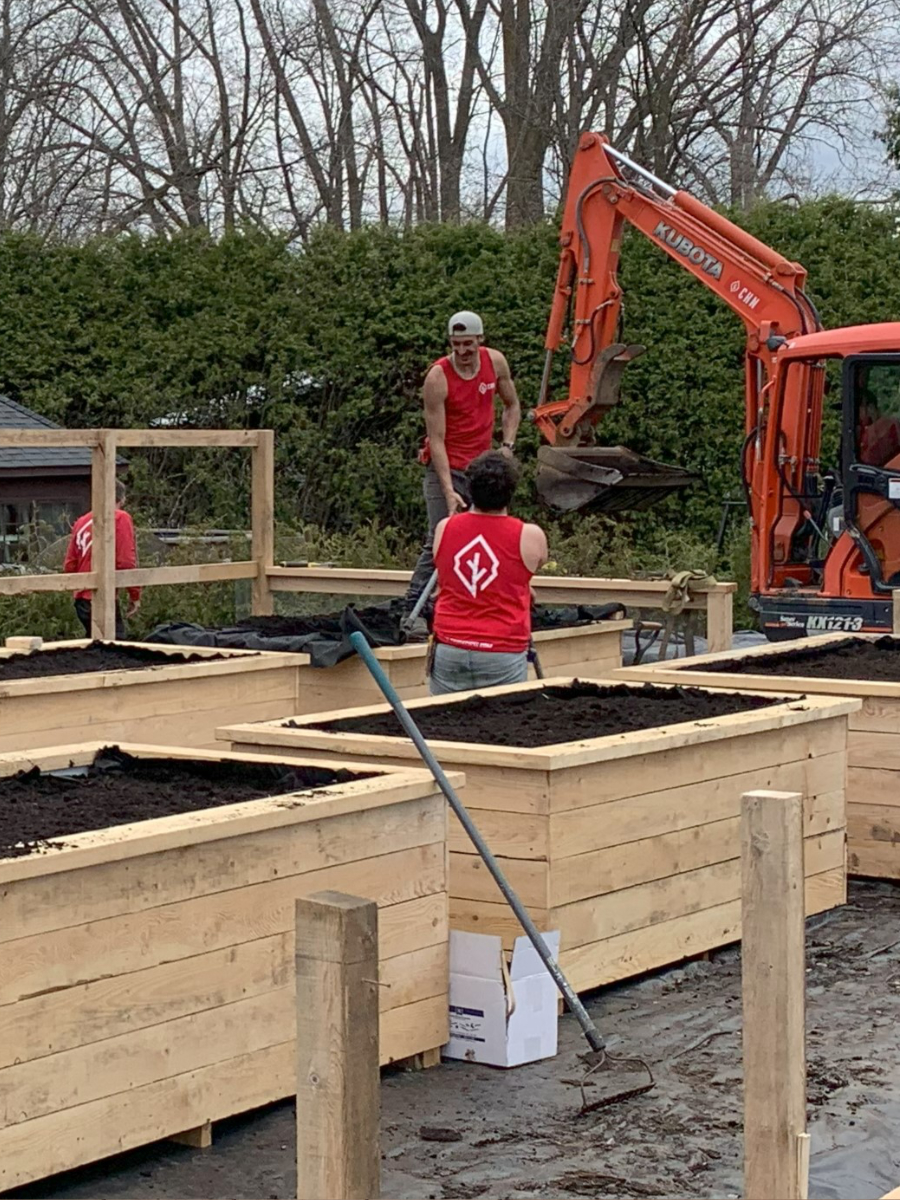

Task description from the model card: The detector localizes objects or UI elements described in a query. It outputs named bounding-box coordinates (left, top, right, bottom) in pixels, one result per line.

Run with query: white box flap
left=509, top=930, right=560, bottom=981
left=449, top=929, right=504, bottom=982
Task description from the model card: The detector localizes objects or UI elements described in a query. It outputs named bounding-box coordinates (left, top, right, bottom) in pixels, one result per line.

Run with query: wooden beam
left=266, top=566, right=737, bottom=611
left=0, top=429, right=101, bottom=447
left=116, top=562, right=258, bottom=587
left=0, top=572, right=98, bottom=596
left=892, top=589, right=900, bottom=636
left=251, top=430, right=275, bottom=615
left=296, top=891, right=380, bottom=1200
left=741, top=789, right=807, bottom=1200
left=112, top=429, right=262, bottom=447
left=706, top=589, right=733, bottom=654
left=91, top=431, right=117, bottom=639
left=169, top=1121, right=212, bottom=1149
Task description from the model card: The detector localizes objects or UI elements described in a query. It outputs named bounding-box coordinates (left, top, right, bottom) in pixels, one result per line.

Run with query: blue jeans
left=405, top=466, right=472, bottom=611
left=429, top=642, right=528, bottom=695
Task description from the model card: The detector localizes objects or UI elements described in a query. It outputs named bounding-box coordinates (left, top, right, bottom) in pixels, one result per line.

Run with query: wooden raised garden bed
left=291, top=617, right=632, bottom=714
left=222, top=678, right=857, bottom=995
left=616, top=632, right=900, bottom=880
left=0, top=741, right=451, bottom=1190
left=0, top=639, right=306, bottom=753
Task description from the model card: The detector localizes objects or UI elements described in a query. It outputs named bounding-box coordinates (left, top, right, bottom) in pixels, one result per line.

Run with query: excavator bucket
left=536, top=445, right=696, bottom=514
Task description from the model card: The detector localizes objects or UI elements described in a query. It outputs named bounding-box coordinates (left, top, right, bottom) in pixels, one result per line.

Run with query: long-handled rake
left=348, top=630, right=654, bottom=1110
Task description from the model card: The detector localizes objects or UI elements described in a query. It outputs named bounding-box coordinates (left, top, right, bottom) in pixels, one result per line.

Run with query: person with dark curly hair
left=429, top=450, right=548, bottom=694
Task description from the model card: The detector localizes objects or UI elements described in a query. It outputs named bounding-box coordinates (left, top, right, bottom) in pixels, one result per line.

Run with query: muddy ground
left=19, top=879, right=899, bottom=1200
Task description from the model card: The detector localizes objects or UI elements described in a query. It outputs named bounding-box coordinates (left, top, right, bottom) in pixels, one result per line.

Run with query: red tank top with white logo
left=433, top=512, right=533, bottom=653
left=421, top=347, right=497, bottom=470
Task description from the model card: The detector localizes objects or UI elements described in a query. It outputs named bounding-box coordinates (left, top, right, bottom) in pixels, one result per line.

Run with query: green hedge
left=1, top=201, right=899, bottom=550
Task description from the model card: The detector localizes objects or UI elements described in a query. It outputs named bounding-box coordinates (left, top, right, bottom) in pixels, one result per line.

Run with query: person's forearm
left=501, top=399, right=521, bottom=445
left=429, top=436, right=456, bottom=498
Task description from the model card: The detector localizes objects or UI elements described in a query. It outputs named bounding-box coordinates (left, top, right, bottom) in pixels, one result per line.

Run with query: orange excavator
left=530, top=131, right=900, bottom=639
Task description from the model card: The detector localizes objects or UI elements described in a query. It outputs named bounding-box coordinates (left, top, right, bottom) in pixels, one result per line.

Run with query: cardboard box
left=444, top=928, right=561, bottom=1068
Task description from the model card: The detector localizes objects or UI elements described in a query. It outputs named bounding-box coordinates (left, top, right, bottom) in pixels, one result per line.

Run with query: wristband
left=502, top=441, right=515, bottom=449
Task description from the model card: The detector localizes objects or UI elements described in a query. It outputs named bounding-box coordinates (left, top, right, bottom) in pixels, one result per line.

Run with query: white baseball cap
left=448, top=310, right=484, bottom=337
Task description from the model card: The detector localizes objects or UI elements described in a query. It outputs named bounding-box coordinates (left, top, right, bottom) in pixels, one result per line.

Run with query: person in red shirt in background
left=430, top=450, right=548, bottom=694
left=402, top=310, right=522, bottom=633
left=63, top=479, right=141, bottom=638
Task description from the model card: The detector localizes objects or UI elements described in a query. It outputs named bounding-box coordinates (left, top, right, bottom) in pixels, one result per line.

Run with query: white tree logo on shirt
left=452, top=535, right=499, bottom=597
left=75, top=519, right=93, bottom=555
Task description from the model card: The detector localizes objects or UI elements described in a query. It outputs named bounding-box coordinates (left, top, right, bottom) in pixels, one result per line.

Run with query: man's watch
left=501, top=441, right=515, bottom=449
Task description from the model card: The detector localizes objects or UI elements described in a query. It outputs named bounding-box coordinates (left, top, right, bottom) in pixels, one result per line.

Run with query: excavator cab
left=841, top=354, right=900, bottom=588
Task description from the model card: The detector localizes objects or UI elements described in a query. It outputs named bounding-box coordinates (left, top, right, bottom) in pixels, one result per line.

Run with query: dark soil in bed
left=304, top=680, right=780, bottom=746
left=0, top=642, right=231, bottom=682
left=0, top=747, right=368, bottom=859
left=699, top=635, right=900, bottom=682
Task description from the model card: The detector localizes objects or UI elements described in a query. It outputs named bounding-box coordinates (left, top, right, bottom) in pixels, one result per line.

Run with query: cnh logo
left=453, top=534, right=499, bottom=597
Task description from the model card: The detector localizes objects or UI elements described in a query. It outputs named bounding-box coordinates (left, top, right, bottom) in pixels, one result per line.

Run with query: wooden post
left=892, top=589, right=900, bottom=636
left=706, top=589, right=733, bottom=653
left=741, top=790, right=808, bottom=1200
left=296, top=891, right=380, bottom=1200
left=90, top=430, right=118, bottom=640
left=251, top=429, right=275, bottom=615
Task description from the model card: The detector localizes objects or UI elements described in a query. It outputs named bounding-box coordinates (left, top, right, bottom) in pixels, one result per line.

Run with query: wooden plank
left=0, top=428, right=102, bottom=446
left=169, top=1122, right=213, bottom=1149
left=550, top=792, right=845, bottom=908
left=0, top=932, right=294, bottom=1070
left=377, top=942, right=448, bottom=1013
left=91, top=431, right=117, bottom=639
left=854, top=696, right=900, bottom=733
left=0, top=989, right=294, bottom=1127
left=251, top=430, right=275, bottom=616
left=112, top=429, right=262, bottom=447
left=0, top=572, right=98, bottom=596
left=549, top=753, right=844, bottom=858
left=706, top=590, right=734, bottom=654
left=116, top=562, right=258, bottom=587
left=847, top=766, right=900, bottom=808
left=378, top=993, right=449, bottom=1066
left=449, top=853, right=548, bottom=908
left=0, top=883, right=447, bottom=1007
left=1, top=822, right=446, bottom=943
left=452, top=833, right=843, bottom=950
left=448, top=808, right=547, bottom=859
left=849, top=840, right=900, bottom=877
left=848, top=730, right=900, bottom=770
left=295, top=892, right=380, bottom=1200
left=848, top=803, right=900, bottom=844
left=0, top=1042, right=293, bottom=1191
left=741, top=791, right=807, bottom=1200
left=558, top=869, right=842, bottom=994
left=548, top=731, right=846, bottom=812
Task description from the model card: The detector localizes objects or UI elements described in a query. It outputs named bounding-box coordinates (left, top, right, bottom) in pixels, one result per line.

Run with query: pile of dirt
left=0, top=746, right=369, bottom=859
left=0, top=641, right=230, bottom=683
left=306, top=680, right=780, bottom=746
left=700, top=635, right=900, bottom=682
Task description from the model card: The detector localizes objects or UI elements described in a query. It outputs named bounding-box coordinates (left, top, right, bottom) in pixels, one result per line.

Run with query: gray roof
left=0, top=395, right=93, bottom=472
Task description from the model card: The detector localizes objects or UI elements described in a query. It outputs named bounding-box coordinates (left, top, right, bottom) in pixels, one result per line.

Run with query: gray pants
left=429, top=642, right=529, bottom=695
left=405, top=466, right=472, bottom=610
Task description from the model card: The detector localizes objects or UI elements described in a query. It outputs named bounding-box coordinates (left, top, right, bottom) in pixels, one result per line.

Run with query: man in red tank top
left=430, top=451, right=548, bottom=694
left=403, top=311, right=521, bottom=632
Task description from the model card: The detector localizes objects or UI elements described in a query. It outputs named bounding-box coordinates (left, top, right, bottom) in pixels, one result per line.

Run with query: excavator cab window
left=842, top=354, right=900, bottom=589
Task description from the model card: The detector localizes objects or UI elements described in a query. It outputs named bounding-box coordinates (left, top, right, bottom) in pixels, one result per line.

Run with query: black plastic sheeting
left=145, top=600, right=628, bottom=669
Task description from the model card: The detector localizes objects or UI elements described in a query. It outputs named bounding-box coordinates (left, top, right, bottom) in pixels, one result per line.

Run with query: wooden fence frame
left=0, top=428, right=274, bottom=638
left=0, top=426, right=735, bottom=651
